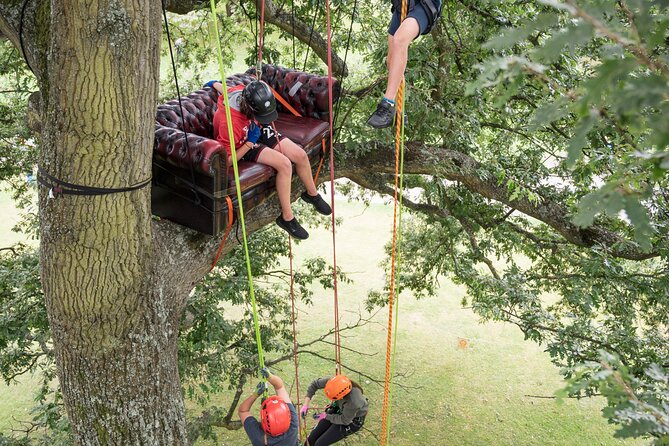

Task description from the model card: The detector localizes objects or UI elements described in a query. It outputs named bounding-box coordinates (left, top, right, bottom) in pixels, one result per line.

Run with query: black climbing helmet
left=242, top=80, right=278, bottom=124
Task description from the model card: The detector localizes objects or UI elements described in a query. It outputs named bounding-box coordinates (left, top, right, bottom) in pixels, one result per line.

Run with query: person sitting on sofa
left=206, top=79, right=331, bottom=240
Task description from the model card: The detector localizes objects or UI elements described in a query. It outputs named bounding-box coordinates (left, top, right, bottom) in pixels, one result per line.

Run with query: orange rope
left=210, top=195, right=235, bottom=270
left=313, top=138, right=327, bottom=183
left=379, top=0, right=408, bottom=442
left=269, top=85, right=302, bottom=118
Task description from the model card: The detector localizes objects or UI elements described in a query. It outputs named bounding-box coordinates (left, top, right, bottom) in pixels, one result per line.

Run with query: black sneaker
left=276, top=216, right=309, bottom=240
left=367, top=99, right=396, bottom=129
left=301, top=192, right=332, bottom=215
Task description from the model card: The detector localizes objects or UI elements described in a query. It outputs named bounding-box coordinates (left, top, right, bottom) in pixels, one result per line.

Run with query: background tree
left=0, top=0, right=667, bottom=444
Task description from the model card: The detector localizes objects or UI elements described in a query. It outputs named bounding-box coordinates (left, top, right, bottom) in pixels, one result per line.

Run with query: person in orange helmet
left=239, top=367, right=299, bottom=445
left=300, top=374, right=368, bottom=446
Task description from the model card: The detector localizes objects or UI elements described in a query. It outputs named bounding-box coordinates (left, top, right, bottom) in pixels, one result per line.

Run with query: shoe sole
left=367, top=119, right=393, bottom=129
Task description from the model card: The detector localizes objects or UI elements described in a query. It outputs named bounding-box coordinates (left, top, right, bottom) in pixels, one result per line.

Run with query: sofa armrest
left=154, top=125, right=228, bottom=184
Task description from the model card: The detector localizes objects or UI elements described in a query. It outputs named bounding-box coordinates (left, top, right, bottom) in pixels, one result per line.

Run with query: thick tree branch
left=348, top=172, right=452, bottom=219
left=337, top=142, right=659, bottom=261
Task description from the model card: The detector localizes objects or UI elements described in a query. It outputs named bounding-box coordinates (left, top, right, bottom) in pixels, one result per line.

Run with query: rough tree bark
left=0, top=0, right=197, bottom=443
left=40, top=1, right=192, bottom=444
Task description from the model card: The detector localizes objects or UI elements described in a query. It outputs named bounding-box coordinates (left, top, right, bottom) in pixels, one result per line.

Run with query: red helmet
left=324, top=375, right=352, bottom=401
left=260, top=395, right=292, bottom=437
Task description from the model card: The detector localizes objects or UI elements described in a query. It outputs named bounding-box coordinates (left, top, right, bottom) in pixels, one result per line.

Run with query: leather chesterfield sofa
left=152, top=64, right=340, bottom=235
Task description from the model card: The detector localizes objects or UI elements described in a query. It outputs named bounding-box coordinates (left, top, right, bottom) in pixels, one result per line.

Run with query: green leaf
left=624, top=199, right=654, bottom=252
left=573, top=192, right=602, bottom=227
left=566, top=112, right=598, bottom=168
left=534, top=23, right=594, bottom=62
left=483, top=13, right=559, bottom=50
left=528, top=98, right=570, bottom=131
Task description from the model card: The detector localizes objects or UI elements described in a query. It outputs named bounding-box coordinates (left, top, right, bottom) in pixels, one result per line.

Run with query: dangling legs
left=274, top=138, right=317, bottom=195
left=367, top=17, right=420, bottom=129
left=384, top=17, right=420, bottom=102
left=275, top=138, right=332, bottom=216
left=256, top=147, right=310, bottom=239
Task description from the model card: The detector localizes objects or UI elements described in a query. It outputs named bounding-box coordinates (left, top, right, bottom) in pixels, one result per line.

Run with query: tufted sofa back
left=155, top=87, right=219, bottom=138
left=231, top=64, right=340, bottom=121
left=153, top=64, right=339, bottom=177
left=156, top=65, right=340, bottom=135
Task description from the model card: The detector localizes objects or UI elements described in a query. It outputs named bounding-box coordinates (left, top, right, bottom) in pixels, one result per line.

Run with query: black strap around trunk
left=37, top=167, right=151, bottom=197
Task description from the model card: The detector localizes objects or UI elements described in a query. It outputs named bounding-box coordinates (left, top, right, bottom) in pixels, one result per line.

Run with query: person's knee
left=391, top=32, right=413, bottom=51
left=276, top=156, right=292, bottom=175
left=393, top=20, right=419, bottom=48
left=294, top=148, right=309, bottom=165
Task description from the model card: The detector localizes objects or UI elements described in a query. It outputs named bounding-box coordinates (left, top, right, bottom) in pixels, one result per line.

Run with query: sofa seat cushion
left=274, top=114, right=329, bottom=151
left=227, top=162, right=273, bottom=195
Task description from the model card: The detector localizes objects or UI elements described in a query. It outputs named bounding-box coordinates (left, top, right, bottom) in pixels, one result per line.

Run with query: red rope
left=324, top=0, right=341, bottom=375
left=258, top=0, right=266, bottom=69
left=289, top=237, right=307, bottom=442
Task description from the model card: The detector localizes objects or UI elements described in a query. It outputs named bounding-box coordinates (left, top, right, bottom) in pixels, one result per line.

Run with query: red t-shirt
left=213, top=85, right=250, bottom=157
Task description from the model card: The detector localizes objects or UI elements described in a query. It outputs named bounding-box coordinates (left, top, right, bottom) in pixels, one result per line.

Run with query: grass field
left=0, top=188, right=645, bottom=445
left=187, top=194, right=643, bottom=446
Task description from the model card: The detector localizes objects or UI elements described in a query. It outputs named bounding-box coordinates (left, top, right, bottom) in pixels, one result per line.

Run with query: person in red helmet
left=239, top=367, right=299, bottom=445
left=300, top=374, right=368, bottom=446
left=205, top=79, right=331, bottom=240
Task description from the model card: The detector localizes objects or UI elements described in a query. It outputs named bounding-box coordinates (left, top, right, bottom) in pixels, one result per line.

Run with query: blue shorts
left=388, top=3, right=432, bottom=37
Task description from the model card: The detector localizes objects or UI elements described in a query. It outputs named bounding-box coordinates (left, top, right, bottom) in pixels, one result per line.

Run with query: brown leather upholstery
left=152, top=64, right=339, bottom=235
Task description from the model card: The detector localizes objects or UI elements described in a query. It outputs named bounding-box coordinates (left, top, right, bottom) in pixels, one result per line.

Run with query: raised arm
left=238, top=382, right=266, bottom=424
left=262, top=367, right=291, bottom=404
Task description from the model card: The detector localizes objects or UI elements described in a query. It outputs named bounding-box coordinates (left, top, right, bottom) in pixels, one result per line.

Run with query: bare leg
left=273, top=138, right=318, bottom=196
left=256, top=148, right=294, bottom=221
left=384, top=17, right=420, bottom=101
left=386, top=34, right=394, bottom=74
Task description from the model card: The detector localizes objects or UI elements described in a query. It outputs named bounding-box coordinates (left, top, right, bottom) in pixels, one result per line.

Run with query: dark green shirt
left=306, top=377, right=368, bottom=425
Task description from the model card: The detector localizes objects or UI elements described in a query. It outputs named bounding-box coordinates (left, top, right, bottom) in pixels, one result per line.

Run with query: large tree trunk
left=38, top=1, right=188, bottom=443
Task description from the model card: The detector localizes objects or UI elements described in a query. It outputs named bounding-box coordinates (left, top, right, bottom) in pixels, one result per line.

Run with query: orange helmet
left=260, top=396, right=292, bottom=437
left=324, top=375, right=352, bottom=401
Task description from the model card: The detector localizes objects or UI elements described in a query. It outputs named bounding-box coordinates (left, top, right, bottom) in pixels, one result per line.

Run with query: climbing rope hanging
left=379, top=0, right=408, bottom=442
left=208, top=0, right=267, bottom=384
left=289, top=238, right=308, bottom=442
left=324, top=0, right=343, bottom=376
left=257, top=0, right=266, bottom=73
left=386, top=88, right=407, bottom=442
